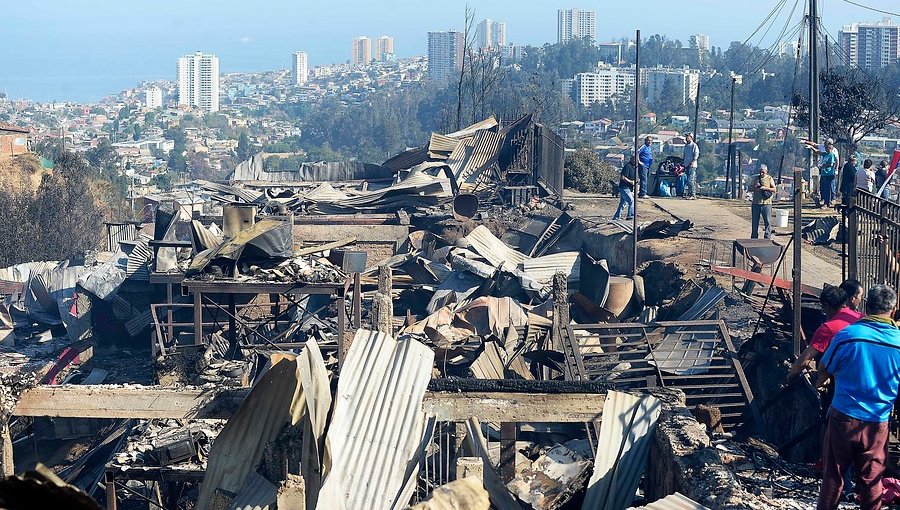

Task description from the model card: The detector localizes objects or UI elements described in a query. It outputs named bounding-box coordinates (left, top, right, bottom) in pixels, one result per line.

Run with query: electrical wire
left=840, top=0, right=900, bottom=17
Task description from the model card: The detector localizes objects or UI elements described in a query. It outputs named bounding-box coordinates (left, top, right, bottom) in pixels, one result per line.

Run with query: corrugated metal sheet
left=198, top=180, right=266, bottom=204
left=123, top=241, right=152, bottom=281
left=105, top=223, right=138, bottom=252
left=447, top=130, right=501, bottom=184
left=470, top=341, right=506, bottom=379
left=382, top=146, right=430, bottom=172
left=627, top=493, right=710, bottom=510
left=521, top=251, right=581, bottom=288
left=302, top=182, right=350, bottom=202
left=196, top=352, right=310, bottom=510
left=583, top=391, right=662, bottom=510
left=650, top=329, right=720, bottom=376
left=675, top=286, right=725, bottom=321
left=464, top=225, right=529, bottom=272
left=318, top=329, right=435, bottom=510
left=229, top=472, right=276, bottom=510
left=445, top=116, right=499, bottom=139
left=428, top=133, right=462, bottom=158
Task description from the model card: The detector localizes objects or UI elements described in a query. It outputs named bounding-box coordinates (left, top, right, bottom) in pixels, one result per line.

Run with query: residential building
left=145, top=87, right=163, bottom=109
left=778, top=40, right=799, bottom=57
left=428, top=31, right=464, bottom=80
left=292, top=51, right=309, bottom=85
left=476, top=19, right=507, bottom=49
left=839, top=18, right=900, bottom=69
left=375, top=36, right=395, bottom=62
left=499, top=44, right=527, bottom=62
left=558, top=8, right=596, bottom=43
left=689, top=34, right=710, bottom=52
left=176, top=52, right=220, bottom=112
left=0, top=122, right=29, bottom=157
left=572, top=65, right=635, bottom=107
left=598, top=43, right=622, bottom=64
left=352, top=36, right=372, bottom=65
left=643, top=66, right=700, bottom=105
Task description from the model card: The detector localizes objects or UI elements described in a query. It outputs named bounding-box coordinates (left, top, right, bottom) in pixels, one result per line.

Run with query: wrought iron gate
left=848, top=190, right=900, bottom=292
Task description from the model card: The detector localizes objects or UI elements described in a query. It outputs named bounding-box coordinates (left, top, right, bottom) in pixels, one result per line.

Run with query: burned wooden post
left=1, top=418, right=13, bottom=477
left=372, top=265, right=393, bottom=334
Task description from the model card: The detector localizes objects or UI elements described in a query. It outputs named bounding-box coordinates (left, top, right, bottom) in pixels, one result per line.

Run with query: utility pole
left=632, top=29, right=641, bottom=278
left=795, top=0, right=820, bottom=359
left=736, top=149, right=743, bottom=199
left=692, top=81, right=701, bottom=143
left=726, top=76, right=738, bottom=198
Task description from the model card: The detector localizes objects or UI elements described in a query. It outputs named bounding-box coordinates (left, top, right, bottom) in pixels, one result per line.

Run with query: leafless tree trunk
left=456, top=5, right=475, bottom=131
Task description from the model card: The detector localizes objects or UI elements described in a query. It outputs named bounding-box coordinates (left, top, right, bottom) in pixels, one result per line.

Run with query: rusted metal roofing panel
left=319, top=329, right=435, bottom=510
left=382, top=146, right=430, bottom=172
left=464, top=225, right=529, bottom=272
left=627, top=493, right=710, bottom=510
left=583, top=391, right=662, bottom=510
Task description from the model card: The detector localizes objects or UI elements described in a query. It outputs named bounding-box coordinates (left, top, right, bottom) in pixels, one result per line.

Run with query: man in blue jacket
left=638, top=136, right=653, bottom=198
left=817, top=284, right=900, bottom=509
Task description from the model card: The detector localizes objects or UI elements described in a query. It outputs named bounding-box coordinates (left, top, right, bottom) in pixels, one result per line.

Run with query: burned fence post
left=372, top=265, right=394, bottom=334
left=0, top=418, right=12, bottom=477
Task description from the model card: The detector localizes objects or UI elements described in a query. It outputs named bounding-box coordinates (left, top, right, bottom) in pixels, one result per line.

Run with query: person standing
left=638, top=136, right=653, bottom=198
left=855, top=158, right=875, bottom=193
left=817, top=284, right=900, bottom=510
left=787, top=285, right=860, bottom=381
left=805, top=139, right=838, bottom=207
left=840, top=279, right=864, bottom=313
left=876, top=160, right=891, bottom=199
left=612, top=155, right=637, bottom=220
left=749, top=164, right=777, bottom=239
left=840, top=154, right=858, bottom=206
left=683, top=133, right=699, bottom=199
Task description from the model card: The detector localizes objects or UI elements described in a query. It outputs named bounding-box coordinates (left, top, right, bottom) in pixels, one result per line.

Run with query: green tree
left=564, top=148, right=618, bottom=193
left=236, top=132, right=252, bottom=162
left=150, top=172, right=174, bottom=191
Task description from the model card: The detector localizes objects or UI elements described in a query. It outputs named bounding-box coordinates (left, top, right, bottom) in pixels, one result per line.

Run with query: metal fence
left=848, top=190, right=900, bottom=293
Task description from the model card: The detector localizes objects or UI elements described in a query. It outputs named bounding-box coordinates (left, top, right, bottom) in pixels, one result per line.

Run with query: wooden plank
left=14, top=386, right=607, bottom=423
left=13, top=386, right=248, bottom=419
left=711, top=265, right=822, bottom=297
left=423, top=392, right=606, bottom=422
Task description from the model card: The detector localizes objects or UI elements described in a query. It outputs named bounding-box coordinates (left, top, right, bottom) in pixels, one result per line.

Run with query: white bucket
left=774, top=209, right=789, bottom=228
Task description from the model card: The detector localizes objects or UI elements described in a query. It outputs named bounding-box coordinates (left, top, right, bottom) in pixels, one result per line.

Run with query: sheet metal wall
left=848, top=190, right=900, bottom=293
left=533, top=123, right=565, bottom=195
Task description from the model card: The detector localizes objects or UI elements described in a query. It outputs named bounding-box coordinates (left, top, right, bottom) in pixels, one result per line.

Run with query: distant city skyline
left=1, top=0, right=897, bottom=102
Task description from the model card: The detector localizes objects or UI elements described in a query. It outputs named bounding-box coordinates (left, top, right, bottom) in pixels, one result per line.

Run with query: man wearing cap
left=804, top=139, right=838, bottom=207
left=683, top=133, right=699, bottom=199
left=612, top=155, right=637, bottom=220
left=749, top=164, right=777, bottom=239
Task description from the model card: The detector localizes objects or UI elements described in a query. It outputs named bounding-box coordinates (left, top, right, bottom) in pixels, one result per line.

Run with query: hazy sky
left=1, top=0, right=896, bottom=102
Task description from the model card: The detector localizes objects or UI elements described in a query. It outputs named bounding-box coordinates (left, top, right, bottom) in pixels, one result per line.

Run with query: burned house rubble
left=0, top=115, right=863, bottom=510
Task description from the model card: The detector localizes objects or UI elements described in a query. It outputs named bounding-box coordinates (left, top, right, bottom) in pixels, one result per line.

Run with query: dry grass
left=0, top=153, right=50, bottom=191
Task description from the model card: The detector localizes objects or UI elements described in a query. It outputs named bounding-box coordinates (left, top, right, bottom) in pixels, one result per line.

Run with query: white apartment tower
left=176, top=52, right=219, bottom=113
left=572, top=65, right=635, bottom=107
left=477, top=19, right=507, bottom=49
left=558, top=8, right=596, bottom=43
left=644, top=66, right=701, bottom=105
left=428, top=31, right=464, bottom=80
left=352, top=36, right=372, bottom=65
left=292, top=52, right=309, bottom=85
left=839, top=18, right=900, bottom=69
left=689, top=34, right=710, bottom=52
left=145, top=86, right=163, bottom=109
left=375, top=36, right=395, bottom=62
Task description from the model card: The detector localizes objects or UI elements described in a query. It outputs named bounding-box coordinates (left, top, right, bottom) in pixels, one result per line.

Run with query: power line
left=839, top=0, right=900, bottom=17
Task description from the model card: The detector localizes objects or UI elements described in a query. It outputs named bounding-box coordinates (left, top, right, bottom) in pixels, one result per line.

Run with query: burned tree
left=794, top=68, right=900, bottom=151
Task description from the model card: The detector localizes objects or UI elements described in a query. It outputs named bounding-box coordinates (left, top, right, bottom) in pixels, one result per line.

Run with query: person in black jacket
left=839, top=156, right=858, bottom=206
left=876, top=160, right=891, bottom=199
left=612, top=156, right=637, bottom=220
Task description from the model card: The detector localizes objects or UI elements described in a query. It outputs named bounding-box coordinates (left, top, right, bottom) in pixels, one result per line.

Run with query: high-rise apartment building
left=428, top=31, right=464, bottom=80
left=558, top=8, right=596, bottom=43
left=375, top=36, right=395, bottom=62
left=643, top=66, right=700, bottom=105
left=476, top=19, right=507, bottom=49
left=292, top=51, right=309, bottom=85
left=352, top=36, right=372, bottom=65
left=689, top=34, right=710, bottom=52
left=839, top=18, right=900, bottom=69
left=176, top=52, right=219, bottom=113
left=572, top=65, right=635, bottom=107
left=145, top=86, right=163, bottom=109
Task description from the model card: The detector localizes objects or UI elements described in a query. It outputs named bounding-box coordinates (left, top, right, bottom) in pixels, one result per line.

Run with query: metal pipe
left=633, top=29, right=641, bottom=278
left=693, top=80, right=701, bottom=144
left=727, top=76, right=737, bottom=199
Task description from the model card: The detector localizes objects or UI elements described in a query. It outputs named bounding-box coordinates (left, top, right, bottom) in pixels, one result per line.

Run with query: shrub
left=564, top=149, right=618, bottom=194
